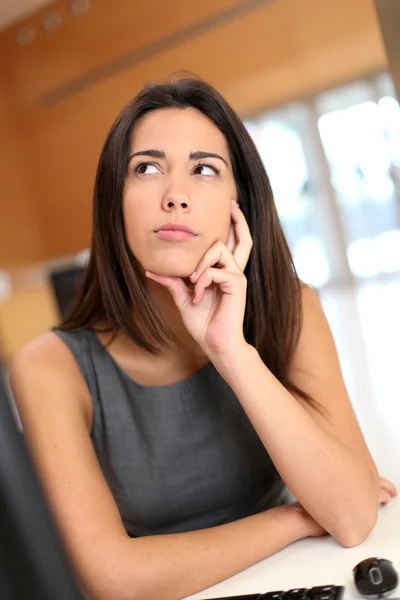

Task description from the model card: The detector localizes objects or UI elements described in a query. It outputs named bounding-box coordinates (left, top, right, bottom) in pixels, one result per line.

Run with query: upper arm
left=10, top=333, right=130, bottom=599
left=289, top=285, right=379, bottom=486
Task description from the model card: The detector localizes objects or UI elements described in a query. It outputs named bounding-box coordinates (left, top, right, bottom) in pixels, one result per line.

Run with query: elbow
left=335, top=504, right=378, bottom=548
left=332, top=470, right=380, bottom=548
left=337, top=528, right=373, bottom=549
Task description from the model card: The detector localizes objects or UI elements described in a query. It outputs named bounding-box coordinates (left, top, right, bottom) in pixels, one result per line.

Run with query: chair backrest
left=0, top=365, right=84, bottom=600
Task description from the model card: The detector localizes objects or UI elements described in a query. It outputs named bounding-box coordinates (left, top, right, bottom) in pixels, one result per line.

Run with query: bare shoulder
left=291, top=282, right=379, bottom=483
left=10, top=331, right=92, bottom=430
left=9, top=332, right=129, bottom=598
left=299, top=283, right=325, bottom=319
left=288, top=281, right=342, bottom=415
left=296, top=283, right=335, bottom=358
left=12, top=330, right=75, bottom=369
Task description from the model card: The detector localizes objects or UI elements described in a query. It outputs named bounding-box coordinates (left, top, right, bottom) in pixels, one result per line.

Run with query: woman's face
left=123, top=107, right=237, bottom=278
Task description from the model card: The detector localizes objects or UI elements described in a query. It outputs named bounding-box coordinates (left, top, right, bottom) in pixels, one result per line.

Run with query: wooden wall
left=0, top=60, right=42, bottom=266
left=0, top=280, right=60, bottom=362
left=0, top=0, right=387, bottom=267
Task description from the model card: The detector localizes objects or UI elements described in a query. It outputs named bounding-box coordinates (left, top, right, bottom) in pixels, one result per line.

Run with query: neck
left=96, top=278, right=207, bottom=363
left=145, top=277, right=205, bottom=359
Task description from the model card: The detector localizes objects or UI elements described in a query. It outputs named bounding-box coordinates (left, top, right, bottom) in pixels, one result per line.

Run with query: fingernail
left=190, top=271, right=197, bottom=279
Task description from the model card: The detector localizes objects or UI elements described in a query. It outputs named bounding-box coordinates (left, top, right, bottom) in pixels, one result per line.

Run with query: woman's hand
left=145, top=200, right=253, bottom=357
left=287, top=502, right=327, bottom=538
left=379, top=476, right=398, bottom=505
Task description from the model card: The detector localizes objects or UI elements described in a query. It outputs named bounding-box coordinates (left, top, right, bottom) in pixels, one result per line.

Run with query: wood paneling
left=0, top=281, right=59, bottom=362
left=2, top=0, right=257, bottom=110
left=0, top=59, right=42, bottom=267
left=0, top=0, right=387, bottom=265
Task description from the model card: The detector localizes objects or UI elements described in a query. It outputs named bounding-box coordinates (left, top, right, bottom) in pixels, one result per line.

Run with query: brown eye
left=134, top=163, right=160, bottom=175
left=193, top=163, right=220, bottom=176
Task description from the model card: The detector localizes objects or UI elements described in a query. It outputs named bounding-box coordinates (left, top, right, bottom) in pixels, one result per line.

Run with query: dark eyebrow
left=189, top=151, right=228, bottom=167
left=129, top=149, right=166, bottom=161
left=129, top=149, right=228, bottom=167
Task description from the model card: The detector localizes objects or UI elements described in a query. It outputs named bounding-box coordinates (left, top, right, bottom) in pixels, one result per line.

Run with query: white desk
left=186, top=497, right=400, bottom=600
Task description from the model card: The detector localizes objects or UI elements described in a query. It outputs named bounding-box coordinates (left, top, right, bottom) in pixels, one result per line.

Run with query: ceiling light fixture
left=42, top=12, right=62, bottom=32
left=70, top=0, right=91, bottom=16
left=15, top=27, right=35, bottom=46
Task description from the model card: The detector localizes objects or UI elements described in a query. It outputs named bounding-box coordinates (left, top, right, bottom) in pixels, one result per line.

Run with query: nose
left=162, top=173, right=191, bottom=211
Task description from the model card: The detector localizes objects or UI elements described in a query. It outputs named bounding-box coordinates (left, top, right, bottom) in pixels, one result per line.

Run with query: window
left=246, top=73, right=400, bottom=286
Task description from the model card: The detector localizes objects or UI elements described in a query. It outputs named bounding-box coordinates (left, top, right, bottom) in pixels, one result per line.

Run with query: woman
left=11, top=77, right=397, bottom=600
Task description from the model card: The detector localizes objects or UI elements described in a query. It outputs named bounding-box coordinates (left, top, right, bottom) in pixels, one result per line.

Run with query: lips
left=155, top=229, right=197, bottom=241
left=156, top=222, right=196, bottom=235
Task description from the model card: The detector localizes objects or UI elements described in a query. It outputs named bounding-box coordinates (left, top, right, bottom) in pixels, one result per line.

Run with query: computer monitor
left=0, top=366, right=84, bottom=600
left=49, top=266, right=85, bottom=319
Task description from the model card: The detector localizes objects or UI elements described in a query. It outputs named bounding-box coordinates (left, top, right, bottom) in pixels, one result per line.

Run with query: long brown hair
left=60, top=76, right=312, bottom=404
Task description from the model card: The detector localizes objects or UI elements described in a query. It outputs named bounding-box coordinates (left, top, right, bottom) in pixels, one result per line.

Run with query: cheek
left=123, top=181, right=154, bottom=211
left=123, top=180, right=155, bottom=218
left=122, top=192, right=148, bottom=251
left=203, top=212, right=231, bottom=247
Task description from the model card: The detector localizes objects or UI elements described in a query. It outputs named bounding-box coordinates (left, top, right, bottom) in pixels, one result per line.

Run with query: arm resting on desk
left=211, top=286, right=380, bottom=548
left=88, top=505, right=322, bottom=600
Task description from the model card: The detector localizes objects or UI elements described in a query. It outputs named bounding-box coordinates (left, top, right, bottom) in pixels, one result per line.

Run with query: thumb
left=145, top=271, right=190, bottom=308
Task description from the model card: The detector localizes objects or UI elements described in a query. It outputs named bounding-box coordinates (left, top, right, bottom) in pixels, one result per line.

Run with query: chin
left=156, top=266, right=195, bottom=278
left=141, top=243, right=205, bottom=276
left=144, top=257, right=197, bottom=278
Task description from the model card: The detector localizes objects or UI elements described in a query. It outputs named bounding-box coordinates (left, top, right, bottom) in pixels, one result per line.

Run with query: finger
left=379, top=477, right=398, bottom=496
left=231, top=200, right=253, bottom=272
left=190, top=240, right=242, bottom=285
left=379, top=476, right=397, bottom=494
left=227, top=223, right=236, bottom=253
left=192, top=268, right=246, bottom=304
left=145, top=271, right=191, bottom=310
left=379, top=489, right=392, bottom=505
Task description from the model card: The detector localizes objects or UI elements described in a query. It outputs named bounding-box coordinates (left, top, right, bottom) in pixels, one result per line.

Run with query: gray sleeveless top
left=55, top=328, right=288, bottom=538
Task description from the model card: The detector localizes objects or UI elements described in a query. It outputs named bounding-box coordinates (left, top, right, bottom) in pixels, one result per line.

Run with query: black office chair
left=0, top=365, right=84, bottom=600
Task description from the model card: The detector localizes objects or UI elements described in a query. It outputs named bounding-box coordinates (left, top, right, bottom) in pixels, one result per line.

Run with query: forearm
left=86, top=506, right=309, bottom=600
left=212, top=344, right=378, bottom=547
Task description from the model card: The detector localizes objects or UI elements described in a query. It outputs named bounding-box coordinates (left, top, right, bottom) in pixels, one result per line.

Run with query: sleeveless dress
left=55, top=328, right=289, bottom=537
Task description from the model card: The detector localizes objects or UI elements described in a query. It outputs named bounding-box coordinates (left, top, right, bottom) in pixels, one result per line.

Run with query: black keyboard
left=206, top=584, right=345, bottom=600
